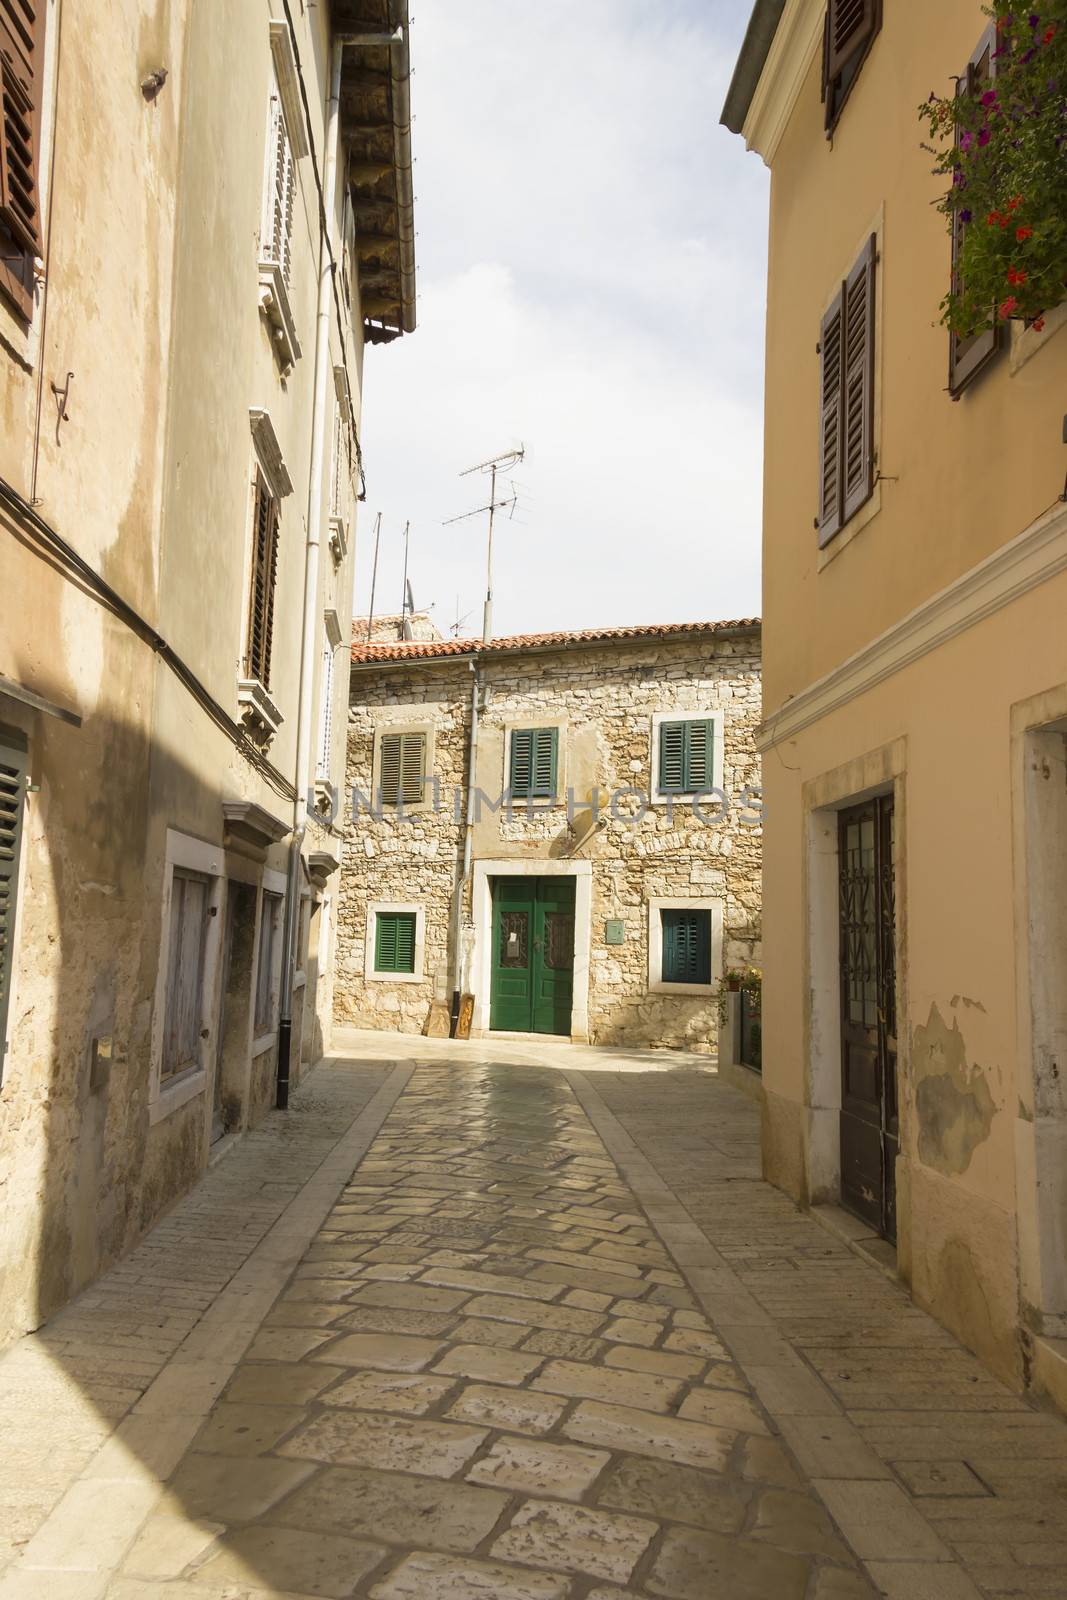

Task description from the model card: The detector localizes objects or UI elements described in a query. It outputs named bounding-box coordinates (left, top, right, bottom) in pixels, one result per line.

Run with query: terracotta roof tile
left=351, top=618, right=761, bottom=665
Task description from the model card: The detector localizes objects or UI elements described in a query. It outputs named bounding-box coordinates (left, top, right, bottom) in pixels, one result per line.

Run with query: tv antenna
left=450, top=594, right=475, bottom=638
left=364, top=511, right=383, bottom=642
left=443, top=446, right=524, bottom=643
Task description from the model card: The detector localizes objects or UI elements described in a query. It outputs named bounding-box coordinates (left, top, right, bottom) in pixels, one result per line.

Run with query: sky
left=355, top=0, right=768, bottom=639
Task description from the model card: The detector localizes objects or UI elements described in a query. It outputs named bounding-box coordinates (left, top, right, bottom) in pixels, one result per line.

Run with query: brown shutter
left=399, top=733, right=425, bottom=806
left=0, top=0, right=41, bottom=321
left=948, top=26, right=1000, bottom=396
left=246, top=472, right=280, bottom=688
left=379, top=734, right=402, bottom=804
left=826, top=0, right=879, bottom=80
left=817, top=287, right=844, bottom=546
left=841, top=234, right=876, bottom=523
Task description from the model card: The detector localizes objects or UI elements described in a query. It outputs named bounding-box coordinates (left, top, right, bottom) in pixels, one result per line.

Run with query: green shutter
left=661, top=909, right=711, bottom=985
left=375, top=911, right=417, bottom=974
left=0, top=735, right=28, bottom=1078
left=510, top=727, right=558, bottom=799
left=660, top=719, right=714, bottom=794
left=380, top=732, right=425, bottom=806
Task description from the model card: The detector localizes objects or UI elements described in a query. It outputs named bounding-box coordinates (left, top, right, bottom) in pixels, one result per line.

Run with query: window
left=257, top=55, right=302, bottom=372
left=162, top=869, right=210, bottom=1078
left=658, top=718, right=715, bottom=796
left=0, top=730, right=27, bottom=1077
left=509, top=727, right=558, bottom=800
left=949, top=27, right=1001, bottom=396
left=0, top=0, right=44, bottom=319
left=316, top=634, right=334, bottom=781
left=329, top=402, right=346, bottom=521
left=245, top=468, right=280, bottom=689
left=818, top=234, right=876, bottom=546
left=661, top=909, right=711, bottom=986
left=379, top=730, right=426, bottom=808
left=821, top=0, right=882, bottom=134
left=262, top=75, right=294, bottom=290
left=374, top=911, right=417, bottom=975
left=255, top=890, right=282, bottom=1034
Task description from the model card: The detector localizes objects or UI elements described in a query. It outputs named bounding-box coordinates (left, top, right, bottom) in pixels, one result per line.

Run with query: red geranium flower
left=1033, top=317, right=1046, bottom=332
left=999, top=296, right=1018, bottom=319
left=1016, top=225, right=1034, bottom=240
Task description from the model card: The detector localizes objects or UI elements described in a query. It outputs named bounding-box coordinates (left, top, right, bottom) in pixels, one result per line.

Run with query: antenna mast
left=400, top=520, right=412, bottom=639
left=365, top=511, right=382, bottom=642
left=443, top=446, right=525, bottom=643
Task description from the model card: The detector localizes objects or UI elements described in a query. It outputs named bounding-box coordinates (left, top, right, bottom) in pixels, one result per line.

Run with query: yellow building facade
left=724, top=0, right=1067, bottom=1407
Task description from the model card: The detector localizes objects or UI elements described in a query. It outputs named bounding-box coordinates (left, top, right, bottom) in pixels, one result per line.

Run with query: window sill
left=650, top=980, right=717, bottom=997
left=149, top=1067, right=207, bottom=1126
left=251, top=1029, right=277, bottom=1058
left=1010, top=304, right=1067, bottom=376
left=238, top=679, right=283, bottom=750
left=816, top=479, right=882, bottom=572
left=328, top=515, right=348, bottom=566
left=258, top=259, right=301, bottom=376
left=368, top=969, right=424, bottom=985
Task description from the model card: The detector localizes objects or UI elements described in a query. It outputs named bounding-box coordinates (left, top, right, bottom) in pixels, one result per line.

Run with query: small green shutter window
left=658, top=719, right=715, bottom=795
left=509, top=727, right=558, bottom=800
left=379, top=731, right=426, bottom=806
left=375, top=911, right=417, bottom=974
left=0, top=733, right=27, bottom=1076
left=661, top=909, right=711, bottom=986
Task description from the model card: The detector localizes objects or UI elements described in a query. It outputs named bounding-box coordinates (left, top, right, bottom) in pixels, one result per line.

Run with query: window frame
left=817, top=230, right=879, bottom=552
left=507, top=724, right=561, bottom=802
left=821, top=0, right=883, bottom=137
left=650, top=711, right=725, bottom=806
left=648, top=896, right=723, bottom=997
left=149, top=830, right=224, bottom=1126
left=365, top=901, right=426, bottom=984
left=660, top=907, right=712, bottom=987
left=254, top=887, right=284, bottom=1038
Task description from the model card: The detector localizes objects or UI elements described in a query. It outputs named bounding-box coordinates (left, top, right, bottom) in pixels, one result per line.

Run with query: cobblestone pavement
left=1, top=1038, right=1065, bottom=1599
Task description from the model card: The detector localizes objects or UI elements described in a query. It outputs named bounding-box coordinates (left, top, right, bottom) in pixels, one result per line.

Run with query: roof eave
left=720, top=0, right=787, bottom=135
left=349, top=622, right=763, bottom=672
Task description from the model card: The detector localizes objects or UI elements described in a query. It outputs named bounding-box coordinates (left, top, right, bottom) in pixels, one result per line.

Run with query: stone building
left=724, top=0, right=1067, bottom=1410
left=335, top=621, right=762, bottom=1050
left=0, top=0, right=415, bottom=1345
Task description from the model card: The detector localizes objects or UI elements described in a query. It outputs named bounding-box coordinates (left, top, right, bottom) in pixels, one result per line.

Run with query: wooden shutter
left=329, top=404, right=343, bottom=519
left=662, top=910, right=711, bottom=985
left=376, top=911, right=416, bottom=974
left=826, top=0, right=878, bottom=80
left=509, top=728, right=534, bottom=797
left=685, top=720, right=714, bottom=792
left=949, top=27, right=1000, bottom=396
left=317, top=638, right=334, bottom=779
left=511, top=728, right=557, bottom=799
left=246, top=472, right=280, bottom=688
left=0, top=0, right=41, bottom=257
left=659, top=722, right=686, bottom=793
left=379, top=732, right=425, bottom=806
left=0, top=732, right=27, bottom=1076
left=818, top=288, right=844, bottom=545
left=163, top=870, right=209, bottom=1077
left=263, top=81, right=294, bottom=285
left=841, top=235, right=876, bottom=523
left=531, top=728, right=558, bottom=798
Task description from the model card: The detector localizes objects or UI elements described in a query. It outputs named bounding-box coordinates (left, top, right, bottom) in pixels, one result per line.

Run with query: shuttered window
left=245, top=469, right=280, bottom=689
left=509, top=727, right=558, bottom=800
left=661, top=909, right=711, bottom=986
left=379, top=731, right=426, bottom=807
left=316, top=635, right=334, bottom=780
left=949, top=26, right=1001, bottom=396
left=658, top=719, right=715, bottom=795
left=254, top=889, right=282, bottom=1034
left=0, top=732, right=27, bottom=1078
left=262, top=76, right=295, bottom=288
left=821, top=0, right=881, bottom=134
left=0, top=0, right=44, bottom=317
left=818, top=235, right=876, bottom=546
left=329, top=403, right=346, bottom=521
left=375, top=911, right=417, bottom=974
left=162, top=869, right=210, bottom=1078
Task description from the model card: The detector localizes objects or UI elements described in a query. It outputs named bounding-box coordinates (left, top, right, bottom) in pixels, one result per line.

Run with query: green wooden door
left=490, top=877, right=575, bottom=1035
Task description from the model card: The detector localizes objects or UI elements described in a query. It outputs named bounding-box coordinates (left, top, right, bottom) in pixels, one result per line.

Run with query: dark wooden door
left=838, top=796, right=898, bottom=1240
left=490, top=877, right=575, bottom=1036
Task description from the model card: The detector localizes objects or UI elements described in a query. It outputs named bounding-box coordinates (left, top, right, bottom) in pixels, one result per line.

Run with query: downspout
left=449, top=657, right=480, bottom=1030
left=277, top=37, right=344, bottom=1109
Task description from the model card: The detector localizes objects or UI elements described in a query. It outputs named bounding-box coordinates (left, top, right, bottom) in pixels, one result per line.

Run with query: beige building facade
left=0, top=0, right=415, bottom=1345
left=724, top=0, right=1067, bottom=1406
left=335, top=622, right=762, bottom=1052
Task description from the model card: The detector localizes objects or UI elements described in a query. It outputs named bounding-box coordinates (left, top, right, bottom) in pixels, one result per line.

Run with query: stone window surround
left=252, top=867, right=288, bottom=1057
left=471, top=859, right=592, bottom=1043
left=500, top=716, right=568, bottom=806
left=149, top=831, right=226, bottom=1126
left=649, top=710, right=726, bottom=806
left=369, top=718, right=437, bottom=815
left=364, top=902, right=427, bottom=984
left=647, top=896, right=724, bottom=996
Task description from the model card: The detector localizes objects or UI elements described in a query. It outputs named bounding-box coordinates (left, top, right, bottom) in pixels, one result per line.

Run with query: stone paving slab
left=2, top=1036, right=1066, bottom=1599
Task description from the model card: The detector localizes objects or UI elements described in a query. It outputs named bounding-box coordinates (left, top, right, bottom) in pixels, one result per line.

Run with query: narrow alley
left=1, top=1041, right=1063, bottom=1600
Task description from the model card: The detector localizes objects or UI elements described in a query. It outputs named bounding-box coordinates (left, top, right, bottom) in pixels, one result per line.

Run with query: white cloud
left=357, top=0, right=767, bottom=636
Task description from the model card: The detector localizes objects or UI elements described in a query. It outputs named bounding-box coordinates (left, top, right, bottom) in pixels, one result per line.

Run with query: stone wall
left=335, top=630, right=762, bottom=1051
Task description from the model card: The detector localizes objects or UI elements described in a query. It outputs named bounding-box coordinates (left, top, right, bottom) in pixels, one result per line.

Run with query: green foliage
left=919, top=4, right=1067, bottom=333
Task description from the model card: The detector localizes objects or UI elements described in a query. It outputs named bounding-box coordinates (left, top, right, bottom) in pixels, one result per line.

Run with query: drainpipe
left=277, top=38, right=344, bottom=1109
left=449, top=658, right=481, bottom=1030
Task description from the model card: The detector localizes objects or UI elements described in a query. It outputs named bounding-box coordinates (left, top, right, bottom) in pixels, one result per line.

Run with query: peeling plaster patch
left=950, top=994, right=987, bottom=1013
left=913, top=1003, right=996, bottom=1175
